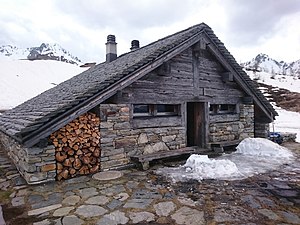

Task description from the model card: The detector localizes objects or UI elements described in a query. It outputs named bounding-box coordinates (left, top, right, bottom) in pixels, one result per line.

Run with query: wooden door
left=187, top=102, right=207, bottom=148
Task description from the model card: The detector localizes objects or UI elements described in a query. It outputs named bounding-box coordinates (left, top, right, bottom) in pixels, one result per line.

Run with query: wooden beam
left=222, top=72, right=233, bottom=82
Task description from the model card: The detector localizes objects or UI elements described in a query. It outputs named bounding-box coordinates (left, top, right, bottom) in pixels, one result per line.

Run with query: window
left=133, top=104, right=180, bottom=117
left=209, top=104, right=236, bottom=114
left=157, top=104, right=179, bottom=116
left=133, top=104, right=151, bottom=116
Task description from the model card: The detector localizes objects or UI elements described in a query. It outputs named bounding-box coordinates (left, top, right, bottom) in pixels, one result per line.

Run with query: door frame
left=186, top=102, right=209, bottom=148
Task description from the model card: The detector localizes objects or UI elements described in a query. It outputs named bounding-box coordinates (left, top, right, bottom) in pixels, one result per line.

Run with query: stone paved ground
left=0, top=142, right=299, bottom=225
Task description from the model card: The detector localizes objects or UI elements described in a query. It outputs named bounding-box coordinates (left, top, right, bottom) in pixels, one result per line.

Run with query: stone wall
left=99, top=104, right=186, bottom=170
left=0, top=132, right=56, bottom=184
left=209, top=104, right=254, bottom=143
left=255, top=122, right=269, bottom=138
left=240, top=104, right=255, bottom=139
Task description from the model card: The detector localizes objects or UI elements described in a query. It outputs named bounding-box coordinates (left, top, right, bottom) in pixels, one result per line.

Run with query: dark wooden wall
left=111, top=44, right=245, bottom=105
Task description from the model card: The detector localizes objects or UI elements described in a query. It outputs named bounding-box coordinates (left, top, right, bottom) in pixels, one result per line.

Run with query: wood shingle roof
left=0, top=23, right=277, bottom=147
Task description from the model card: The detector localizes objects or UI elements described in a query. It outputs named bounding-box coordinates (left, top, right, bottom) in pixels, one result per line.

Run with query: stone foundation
left=99, top=104, right=186, bottom=170
left=255, top=122, right=270, bottom=138
left=0, top=132, right=56, bottom=184
left=209, top=104, right=254, bottom=143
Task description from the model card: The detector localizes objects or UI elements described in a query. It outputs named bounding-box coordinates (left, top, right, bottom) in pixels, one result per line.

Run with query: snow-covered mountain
left=0, top=43, right=82, bottom=65
left=241, top=53, right=300, bottom=76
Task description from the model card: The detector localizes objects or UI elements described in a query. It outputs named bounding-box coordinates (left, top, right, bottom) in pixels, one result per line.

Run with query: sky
left=0, top=0, right=300, bottom=63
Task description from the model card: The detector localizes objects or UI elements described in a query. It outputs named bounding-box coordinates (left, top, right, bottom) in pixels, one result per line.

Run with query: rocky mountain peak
left=0, top=43, right=82, bottom=65
left=241, top=54, right=300, bottom=76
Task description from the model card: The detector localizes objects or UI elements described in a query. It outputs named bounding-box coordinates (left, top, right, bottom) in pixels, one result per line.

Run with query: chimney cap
left=130, top=40, right=140, bottom=51
left=106, top=34, right=116, bottom=43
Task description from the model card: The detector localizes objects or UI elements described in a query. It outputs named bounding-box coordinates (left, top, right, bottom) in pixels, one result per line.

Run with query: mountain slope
left=246, top=69, right=300, bottom=142
left=0, top=43, right=82, bottom=65
left=242, top=53, right=300, bottom=76
left=0, top=59, right=87, bottom=110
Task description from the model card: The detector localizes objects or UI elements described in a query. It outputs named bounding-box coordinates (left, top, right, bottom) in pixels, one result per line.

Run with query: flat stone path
left=0, top=142, right=299, bottom=224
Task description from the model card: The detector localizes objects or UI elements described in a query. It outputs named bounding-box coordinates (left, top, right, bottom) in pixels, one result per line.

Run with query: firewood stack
left=50, top=112, right=100, bottom=180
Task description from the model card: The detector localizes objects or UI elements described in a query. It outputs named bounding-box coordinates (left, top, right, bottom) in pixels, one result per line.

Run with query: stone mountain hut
left=0, top=23, right=277, bottom=184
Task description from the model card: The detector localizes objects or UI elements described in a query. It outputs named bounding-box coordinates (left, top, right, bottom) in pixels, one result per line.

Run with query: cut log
left=63, top=158, right=72, bottom=167
left=56, top=152, right=67, bottom=162
left=81, top=156, right=90, bottom=165
left=69, top=168, right=76, bottom=176
left=73, top=158, right=82, bottom=170
left=90, top=164, right=99, bottom=174
left=79, top=165, right=89, bottom=175
left=67, top=149, right=75, bottom=156
left=93, top=148, right=100, bottom=157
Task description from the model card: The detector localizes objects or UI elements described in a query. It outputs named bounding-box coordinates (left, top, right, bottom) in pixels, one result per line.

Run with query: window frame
left=209, top=104, right=237, bottom=115
left=133, top=104, right=180, bottom=117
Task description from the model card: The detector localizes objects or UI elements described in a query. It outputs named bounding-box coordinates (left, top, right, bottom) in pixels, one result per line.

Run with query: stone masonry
left=209, top=104, right=254, bottom=143
left=0, top=132, right=56, bottom=184
left=255, top=122, right=270, bottom=138
left=99, top=104, right=186, bottom=170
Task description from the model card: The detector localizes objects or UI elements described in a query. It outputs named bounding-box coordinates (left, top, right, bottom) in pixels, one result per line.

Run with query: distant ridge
left=0, top=43, right=82, bottom=65
left=241, top=53, right=300, bottom=77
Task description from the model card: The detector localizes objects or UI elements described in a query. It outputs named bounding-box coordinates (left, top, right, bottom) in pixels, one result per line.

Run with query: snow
left=0, top=43, right=82, bottom=64
left=242, top=53, right=300, bottom=76
left=236, top=137, right=293, bottom=158
left=183, top=155, right=241, bottom=180
left=247, top=71, right=300, bottom=93
left=246, top=70, right=300, bottom=142
left=272, top=107, right=300, bottom=142
left=156, top=138, right=294, bottom=182
left=0, top=59, right=87, bottom=110
left=0, top=45, right=29, bottom=60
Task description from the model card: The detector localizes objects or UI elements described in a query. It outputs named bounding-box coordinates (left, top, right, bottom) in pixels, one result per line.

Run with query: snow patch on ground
left=272, top=106, right=300, bottom=143
left=156, top=138, right=294, bottom=182
left=183, top=155, right=242, bottom=180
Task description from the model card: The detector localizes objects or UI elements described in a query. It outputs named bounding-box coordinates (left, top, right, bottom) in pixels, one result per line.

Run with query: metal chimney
left=130, top=40, right=140, bottom=51
left=106, top=35, right=117, bottom=62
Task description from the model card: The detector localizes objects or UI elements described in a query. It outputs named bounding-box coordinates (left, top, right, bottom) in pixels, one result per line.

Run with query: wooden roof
left=0, top=23, right=277, bottom=147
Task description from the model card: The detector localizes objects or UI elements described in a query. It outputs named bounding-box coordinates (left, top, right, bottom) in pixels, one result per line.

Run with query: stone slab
left=28, top=204, right=62, bottom=216
left=92, top=171, right=123, bottom=181
left=78, top=187, right=98, bottom=198
left=96, top=210, right=129, bottom=225
left=171, top=206, right=205, bottom=225
left=258, top=209, right=279, bottom=220
left=85, top=196, right=110, bottom=205
left=129, top=211, right=155, bottom=224
left=62, top=215, right=84, bottom=225
left=75, top=205, right=107, bottom=218
left=123, top=199, right=153, bottom=209
left=53, top=206, right=74, bottom=217
left=154, top=201, right=176, bottom=216
left=62, top=195, right=81, bottom=206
